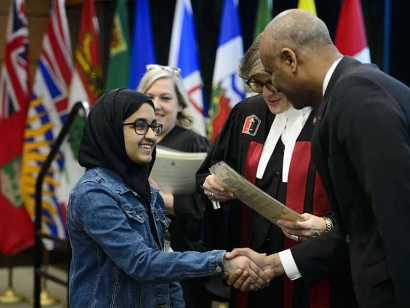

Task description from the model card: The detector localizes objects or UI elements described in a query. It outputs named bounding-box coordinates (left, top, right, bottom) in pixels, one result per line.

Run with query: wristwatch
left=323, top=217, right=333, bottom=232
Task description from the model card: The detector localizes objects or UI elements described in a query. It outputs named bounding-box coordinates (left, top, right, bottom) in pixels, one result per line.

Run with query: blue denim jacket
left=68, top=167, right=226, bottom=308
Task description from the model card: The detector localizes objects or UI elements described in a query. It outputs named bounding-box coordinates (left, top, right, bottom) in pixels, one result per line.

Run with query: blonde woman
left=138, top=66, right=219, bottom=307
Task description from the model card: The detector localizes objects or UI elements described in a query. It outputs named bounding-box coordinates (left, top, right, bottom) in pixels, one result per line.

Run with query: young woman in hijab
left=137, top=66, right=221, bottom=307
left=67, top=88, right=270, bottom=307
left=196, top=35, right=357, bottom=308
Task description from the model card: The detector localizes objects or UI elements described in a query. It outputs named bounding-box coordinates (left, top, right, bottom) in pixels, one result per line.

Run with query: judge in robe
left=196, top=34, right=357, bottom=308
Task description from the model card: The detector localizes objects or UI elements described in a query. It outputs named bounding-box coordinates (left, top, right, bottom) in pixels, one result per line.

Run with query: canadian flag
left=335, top=0, right=371, bottom=63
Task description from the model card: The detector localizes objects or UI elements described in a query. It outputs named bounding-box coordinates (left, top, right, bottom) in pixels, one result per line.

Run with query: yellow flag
left=298, top=0, right=317, bottom=16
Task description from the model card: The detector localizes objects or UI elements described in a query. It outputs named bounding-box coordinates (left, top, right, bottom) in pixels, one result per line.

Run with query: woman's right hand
left=277, top=213, right=327, bottom=243
left=202, top=174, right=236, bottom=203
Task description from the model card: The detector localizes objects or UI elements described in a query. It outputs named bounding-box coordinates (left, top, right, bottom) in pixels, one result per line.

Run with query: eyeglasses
left=146, top=64, right=181, bottom=77
left=246, top=79, right=276, bottom=93
left=123, top=120, right=163, bottom=136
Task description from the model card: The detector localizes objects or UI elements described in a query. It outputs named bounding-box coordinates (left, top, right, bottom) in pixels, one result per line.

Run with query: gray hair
left=137, top=68, right=194, bottom=129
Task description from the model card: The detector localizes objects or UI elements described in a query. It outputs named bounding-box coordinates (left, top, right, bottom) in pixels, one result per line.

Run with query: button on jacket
left=68, top=167, right=225, bottom=308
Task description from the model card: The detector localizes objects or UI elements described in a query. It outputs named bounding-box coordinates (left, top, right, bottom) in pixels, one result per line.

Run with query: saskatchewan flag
left=253, top=0, right=272, bottom=39
left=105, top=0, right=130, bottom=91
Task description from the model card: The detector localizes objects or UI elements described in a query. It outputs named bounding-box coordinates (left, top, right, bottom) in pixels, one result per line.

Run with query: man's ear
left=281, top=48, right=297, bottom=73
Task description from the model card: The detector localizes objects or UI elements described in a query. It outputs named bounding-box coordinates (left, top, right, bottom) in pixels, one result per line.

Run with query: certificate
left=150, top=146, right=207, bottom=195
left=210, top=161, right=303, bottom=224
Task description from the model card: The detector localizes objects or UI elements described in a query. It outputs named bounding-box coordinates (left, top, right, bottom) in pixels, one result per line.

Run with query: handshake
left=222, top=248, right=285, bottom=291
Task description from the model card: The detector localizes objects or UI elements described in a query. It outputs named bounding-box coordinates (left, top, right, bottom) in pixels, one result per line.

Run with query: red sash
left=284, top=141, right=330, bottom=308
left=236, top=141, right=330, bottom=308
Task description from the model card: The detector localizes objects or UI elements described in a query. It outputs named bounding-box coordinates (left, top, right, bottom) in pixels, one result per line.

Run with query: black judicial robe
left=160, top=125, right=212, bottom=253
left=196, top=95, right=357, bottom=308
left=159, top=125, right=214, bottom=308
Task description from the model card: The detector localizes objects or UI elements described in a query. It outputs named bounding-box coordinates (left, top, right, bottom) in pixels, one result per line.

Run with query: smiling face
left=145, top=77, right=182, bottom=139
left=123, top=103, right=157, bottom=165
left=252, top=72, right=291, bottom=114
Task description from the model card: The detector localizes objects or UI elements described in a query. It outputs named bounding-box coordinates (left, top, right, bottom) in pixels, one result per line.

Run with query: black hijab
left=78, top=88, right=156, bottom=206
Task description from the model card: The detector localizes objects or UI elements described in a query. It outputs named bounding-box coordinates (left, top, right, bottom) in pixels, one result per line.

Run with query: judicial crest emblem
left=242, top=115, right=261, bottom=136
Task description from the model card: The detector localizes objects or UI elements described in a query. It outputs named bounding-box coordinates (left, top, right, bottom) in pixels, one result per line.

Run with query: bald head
left=259, top=9, right=341, bottom=109
left=264, top=9, right=333, bottom=55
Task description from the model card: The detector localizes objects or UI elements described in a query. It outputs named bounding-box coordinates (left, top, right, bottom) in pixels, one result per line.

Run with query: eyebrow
left=133, top=118, right=157, bottom=124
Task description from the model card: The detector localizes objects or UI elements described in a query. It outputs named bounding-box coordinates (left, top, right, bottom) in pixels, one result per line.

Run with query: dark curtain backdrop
left=68, top=0, right=409, bottom=111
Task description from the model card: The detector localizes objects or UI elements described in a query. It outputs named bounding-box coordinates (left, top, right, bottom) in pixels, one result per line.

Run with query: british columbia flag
left=21, top=0, right=72, bottom=249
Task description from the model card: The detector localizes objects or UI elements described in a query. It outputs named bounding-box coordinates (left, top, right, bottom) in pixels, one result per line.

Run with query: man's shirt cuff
left=278, top=249, right=301, bottom=280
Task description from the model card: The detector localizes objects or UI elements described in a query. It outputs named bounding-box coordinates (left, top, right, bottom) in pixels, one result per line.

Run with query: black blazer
left=291, top=57, right=410, bottom=308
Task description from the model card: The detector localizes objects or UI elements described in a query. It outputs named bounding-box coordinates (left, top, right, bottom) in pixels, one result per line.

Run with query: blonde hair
left=239, top=33, right=265, bottom=80
left=137, top=68, right=194, bottom=129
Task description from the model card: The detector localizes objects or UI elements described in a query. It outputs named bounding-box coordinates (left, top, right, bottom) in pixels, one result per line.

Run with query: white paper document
left=210, top=161, right=303, bottom=224
left=150, top=146, right=207, bottom=195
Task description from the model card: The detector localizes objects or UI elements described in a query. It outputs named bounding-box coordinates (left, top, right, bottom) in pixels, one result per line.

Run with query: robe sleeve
left=196, top=101, right=247, bottom=250
left=170, top=132, right=213, bottom=251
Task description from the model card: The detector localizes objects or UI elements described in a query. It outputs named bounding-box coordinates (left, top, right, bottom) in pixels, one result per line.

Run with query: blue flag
left=128, top=0, right=156, bottom=89
left=208, top=0, right=244, bottom=141
left=169, top=0, right=207, bottom=136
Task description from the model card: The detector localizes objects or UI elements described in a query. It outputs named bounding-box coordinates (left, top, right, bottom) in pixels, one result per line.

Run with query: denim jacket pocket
left=122, top=204, right=146, bottom=222
left=121, top=204, right=149, bottom=240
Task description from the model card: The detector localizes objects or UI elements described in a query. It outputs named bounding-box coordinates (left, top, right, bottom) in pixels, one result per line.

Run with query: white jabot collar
left=256, top=106, right=312, bottom=182
left=323, top=57, right=343, bottom=96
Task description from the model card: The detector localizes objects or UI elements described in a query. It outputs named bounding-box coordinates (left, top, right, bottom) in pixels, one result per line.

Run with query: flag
left=253, top=0, right=272, bottom=39
left=105, top=0, right=130, bottom=91
left=21, top=0, right=72, bottom=249
left=69, top=0, right=103, bottom=106
left=207, top=0, right=244, bottom=141
left=169, top=0, right=207, bottom=136
left=0, top=0, right=33, bottom=256
left=59, top=0, right=103, bottom=214
left=298, top=0, right=317, bottom=15
left=334, top=0, right=371, bottom=63
left=128, top=0, right=156, bottom=89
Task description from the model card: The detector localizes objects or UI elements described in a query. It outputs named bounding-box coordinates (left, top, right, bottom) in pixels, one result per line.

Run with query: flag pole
left=0, top=257, right=26, bottom=304
left=383, top=0, right=391, bottom=74
left=29, top=249, right=60, bottom=307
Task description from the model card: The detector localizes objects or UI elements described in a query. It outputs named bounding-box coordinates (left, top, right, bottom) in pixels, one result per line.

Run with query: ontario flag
left=169, top=0, right=207, bottom=136
left=58, top=0, right=103, bottom=212
left=0, top=0, right=33, bottom=256
left=207, top=0, right=244, bottom=141
left=335, top=0, right=371, bottom=63
left=21, top=0, right=72, bottom=250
